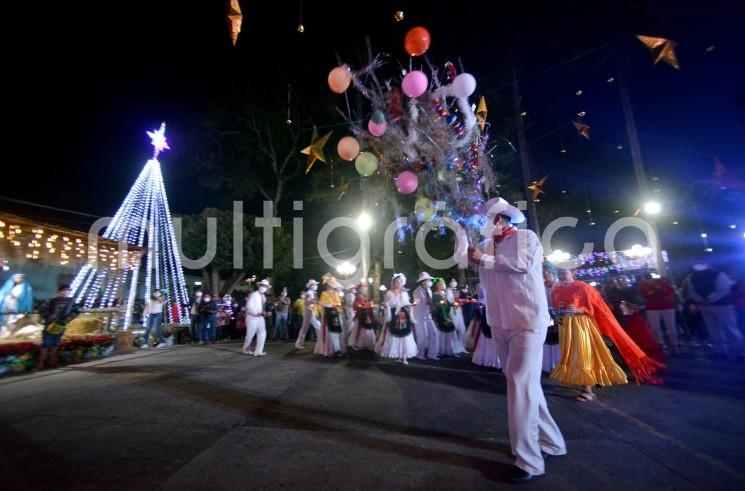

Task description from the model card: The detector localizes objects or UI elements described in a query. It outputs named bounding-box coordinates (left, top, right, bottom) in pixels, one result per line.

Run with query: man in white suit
left=243, top=279, right=271, bottom=356
left=412, top=272, right=440, bottom=360
left=468, top=197, right=566, bottom=483
left=294, top=279, right=321, bottom=350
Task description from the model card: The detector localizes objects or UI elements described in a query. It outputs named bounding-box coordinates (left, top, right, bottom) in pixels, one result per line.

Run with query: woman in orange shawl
left=550, top=268, right=664, bottom=401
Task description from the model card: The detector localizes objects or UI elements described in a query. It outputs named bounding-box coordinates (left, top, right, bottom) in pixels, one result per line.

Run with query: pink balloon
left=368, top=119, right=387, bottom=137
left=328, top=66, right=352, bottom=94
left=402, top=70, right=428, bottom=98
left=337, top=136, right=360, bottom=161
left=396, top=171, right=419, bottom=194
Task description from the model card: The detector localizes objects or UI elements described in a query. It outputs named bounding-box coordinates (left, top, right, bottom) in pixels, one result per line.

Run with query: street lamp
left=643, top=201, right=661, bottom=214
left=336, top=261, right=356, bottom=276
left=357, top=211, right=372, bottom=231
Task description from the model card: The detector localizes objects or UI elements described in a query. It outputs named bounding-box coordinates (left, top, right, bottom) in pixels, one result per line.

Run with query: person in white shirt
left=411, top=272, right=439, bottom=360
left=295, top=279, right=321, bottom=350
left=142, top=290, right=166, bottom=349
left=243, top=279, right=271, bottom=356
left=468, top=197, right=566, bottom=484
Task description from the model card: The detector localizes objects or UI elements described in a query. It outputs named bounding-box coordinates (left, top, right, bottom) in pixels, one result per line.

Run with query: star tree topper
left=226, top=0, right=243, bottom=47
left=527, top=175, right=548, bottom=201
left=147, top=122, right=170, bottom=158
left=302, top=127, right=333, bottom=174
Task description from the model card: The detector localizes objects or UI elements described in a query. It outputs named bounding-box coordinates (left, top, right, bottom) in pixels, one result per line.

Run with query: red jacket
left=639, top=279, right=676, bottom=310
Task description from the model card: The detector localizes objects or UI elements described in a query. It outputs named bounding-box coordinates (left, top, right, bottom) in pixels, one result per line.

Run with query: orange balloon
left=337, top=136, right=360, bottom=161
left=404, top=27, right=431, bottom=57
left=328, top=66, right=352, bottom=94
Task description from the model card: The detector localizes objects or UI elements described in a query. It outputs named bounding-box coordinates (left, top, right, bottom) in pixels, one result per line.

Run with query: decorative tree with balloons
left=325, top=26, right=497, bottom=239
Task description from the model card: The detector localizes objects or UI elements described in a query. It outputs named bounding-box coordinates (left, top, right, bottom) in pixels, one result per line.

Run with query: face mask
left=449, top=282, right=457, bottom=289
left=204, top=297, right=211, bottom=302
left=154, top=292, right=162, bottom=298
left=258, top=287, right=267, bottom=293
left=311, top=285, right=318, bottom=291
left=425, top=280, right=432, bottom=288
left=195, top=292, right=202, bottom=297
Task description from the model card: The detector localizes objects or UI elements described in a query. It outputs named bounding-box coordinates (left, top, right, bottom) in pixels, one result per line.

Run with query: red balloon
left=404, top=27, right=431, bottom=57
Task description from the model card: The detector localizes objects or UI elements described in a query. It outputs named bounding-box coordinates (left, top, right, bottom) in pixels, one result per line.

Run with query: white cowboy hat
left=417, top=272, right=433, bottom=283
left=391, top=272, right=407, bottom=286
left=256, top=279, right=271, bottom=288
left=306, top=279, right=319, bottom=288
left=481, top=197, right=525, bottom=224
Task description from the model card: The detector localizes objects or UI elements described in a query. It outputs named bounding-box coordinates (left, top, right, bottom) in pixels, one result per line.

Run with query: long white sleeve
left=479, top=230, right=540, bottom=274
left=708, top=272, right=734, bottom=303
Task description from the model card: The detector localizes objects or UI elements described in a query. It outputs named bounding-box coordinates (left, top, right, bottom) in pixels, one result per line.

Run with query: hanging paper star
left=147, top=122, right=170, bottom=158
left=527, top=175, right=548, bottom=201
left=573, top=121, right=590, bottom=140
left=302, top=127, right=333, bottom=174
left=226, top=0, right=243, bottom=47
left=636, top=35, right=680, bottom=69
left=476, top=96, right=488, bottom=131
left=337, top=180, right=351, bottom=200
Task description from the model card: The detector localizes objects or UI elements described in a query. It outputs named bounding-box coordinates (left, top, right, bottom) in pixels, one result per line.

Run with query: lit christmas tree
left=70, top=123, right=189, bottom=328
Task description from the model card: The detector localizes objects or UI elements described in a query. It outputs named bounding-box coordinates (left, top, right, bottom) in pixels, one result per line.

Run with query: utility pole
left=511, top=60, right=540, bottom=235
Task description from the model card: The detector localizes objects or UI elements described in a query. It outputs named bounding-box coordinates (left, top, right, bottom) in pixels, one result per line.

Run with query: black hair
left=57, top=284, right=70, bottom=292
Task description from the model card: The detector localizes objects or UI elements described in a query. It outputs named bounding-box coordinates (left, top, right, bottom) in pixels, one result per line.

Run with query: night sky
left=5, top=0, right=745, bottom=271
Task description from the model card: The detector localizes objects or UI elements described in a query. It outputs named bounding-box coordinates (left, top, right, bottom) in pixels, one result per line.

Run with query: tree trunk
left=222, top=270, right=246, bottom=296
left=210, top=268, right=220, bottom=296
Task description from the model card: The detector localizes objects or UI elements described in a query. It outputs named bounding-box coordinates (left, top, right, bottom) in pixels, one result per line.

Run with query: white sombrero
left=417, top=272, right=433, bottom=283
left=482, top=197, right=525, bottom=224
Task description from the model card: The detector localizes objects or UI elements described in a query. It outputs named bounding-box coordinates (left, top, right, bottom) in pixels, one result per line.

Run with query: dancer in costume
left=550, top=268, right=665, bottom=402
left=314, top=274, right=346, bottom=357
left=348, top=282, right=377, bottom=350
left=470, top=300, right=501, bottom=369
left=342, top=284, right=356, bottom=341
left=619, top=300, right=666, bottom=364
left=294, top=279, right=320, bottom=350
left=375, top=273, right=418, bottom=364
left=432, top=278, right=459, bottom=356
left=469, top=197, right=566, bottom=483
left=412, top=272, right=439, bottom=360
left=243, top=279, right=270, bottom=356
left=541, top=265, right=561, bottom=373
left=447, top=279, right=469, bottom=354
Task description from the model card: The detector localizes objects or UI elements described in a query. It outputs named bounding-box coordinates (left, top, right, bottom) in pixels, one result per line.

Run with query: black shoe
left=507, top=466, right=535, bottom=483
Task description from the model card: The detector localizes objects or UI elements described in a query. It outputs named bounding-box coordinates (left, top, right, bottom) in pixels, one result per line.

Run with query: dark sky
left=5, top=0, right=745, bottom=267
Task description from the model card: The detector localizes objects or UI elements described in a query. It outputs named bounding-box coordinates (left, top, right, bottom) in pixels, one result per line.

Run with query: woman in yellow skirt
left=550, top=269, right=664, bottom=401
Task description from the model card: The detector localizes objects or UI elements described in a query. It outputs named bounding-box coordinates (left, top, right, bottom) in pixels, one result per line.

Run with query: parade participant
left=38, top=285, right=79, bottom=369
left=348, top=282, right=377, bottom=350
left=639, top=272, right=680, bottom=355
left=460, top=283, right=475, bottom=330
left=343, top=284, right=356, bottom=341
left=188, top=288, right=203, bottom=344
left=542, top=265, right=561, bottom=373
left=446, top=279, right=469, bottom=354
left=619, top=300, right=666, bottom=364
left=468, top=197, right=566, bottom=483
left=198, top=293, right=218, bottom=344
left=464, top=281, right=483, bottom=349
left=294, top=279, right=320, bottom=350
left=0, top=273, right=33, bottom=331
left=469, top=299, right=501, bottom=369
left=273, top=287, right=291, bottom=340
left=432, top=278, right=460, bottom=356
left=550, top=268, right=665, bottom=400
left=216, top=294, right=233, bottom=342
left=411, top=272, right=439, bottom=360
left=314, top=274, right=346, bottom=357
left=375, top=273, right=418, bottom=364
left=142, top=290, right=167, bottom=349
left=243, top=279, right=271, bottom=356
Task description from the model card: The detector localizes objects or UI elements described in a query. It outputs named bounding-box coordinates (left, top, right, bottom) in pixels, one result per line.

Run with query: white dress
left=375, top=290, right=418, bottom=359
left=348, top=299, right=377, bottom=350
left=470, top=303, right=501, bottom=369
left=447, top=288, right=469, bottom=354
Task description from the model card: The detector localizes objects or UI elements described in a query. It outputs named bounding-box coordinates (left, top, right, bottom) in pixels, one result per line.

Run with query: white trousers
left=243, top=317, right=266, bottom=354
left=295, top=310, right=320, bottom=349
left=414, top=315, right=439, bottom=358
left=492, top=326, right=566, bottom=476
left=700, top=305, right=743, bottom=356
left=646, top=309, right=678, bottom=348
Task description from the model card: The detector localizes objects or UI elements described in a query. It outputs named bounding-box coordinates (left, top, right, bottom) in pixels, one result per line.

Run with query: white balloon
left=452, top=73, right=477, bottom=98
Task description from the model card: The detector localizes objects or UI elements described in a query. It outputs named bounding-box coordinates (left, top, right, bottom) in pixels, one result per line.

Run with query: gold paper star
left=527, top=175, right=548, bottom=201
left=476, top=96, right=488, bottom=131
left=636, top=35, right=680, bottom=70
left=573, top=121, right=590, bottom=140
left=226, top=0, right=242, bottom=47
left=302, top=127, right=333, bottom=174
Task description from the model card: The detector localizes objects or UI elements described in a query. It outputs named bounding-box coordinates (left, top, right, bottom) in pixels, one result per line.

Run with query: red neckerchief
left=493, top=226, right=517, bottom=245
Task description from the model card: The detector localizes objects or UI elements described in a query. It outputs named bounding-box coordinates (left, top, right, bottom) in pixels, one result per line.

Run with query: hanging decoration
left=328, top=65, right=352, bottom=94
left=527, top=175, right=548, bottom=201
left=476, top=96, right=488, bottom=131
left=396, top=171, right=419, bottom=194
left=355, top=152, right=379, bottom=177
left=404, top=27, right=431, bottom=57
left=573, top=121, right=590, bottom=140
left=636, top=35, right=680, bottom=70
left=302, top=127, right=333, bottom=174
left=337, top=136, right=360, bottom=161
left=394, top=10, right=405, bottom=22
left=226, top=0, right=243, bottom=47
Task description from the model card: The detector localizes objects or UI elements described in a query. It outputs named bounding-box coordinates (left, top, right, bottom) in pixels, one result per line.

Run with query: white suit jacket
left=246, top=291, right=265, bottom=319
left=412, top=286, right=433, bottom=320
left=477, top=229, right=550, bottom=331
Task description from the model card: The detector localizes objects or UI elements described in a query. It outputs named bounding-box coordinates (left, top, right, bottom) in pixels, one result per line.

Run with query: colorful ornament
left=476, top=96, right=488, bottom=131
left=402, top=71, right=428, bottom=98
left=328, top=65, right=352, bottom=94
left=371, top=110, right=386, bottom=124
left=368, top=119, right=388, bottom=137
left=527, top=175, right=548, bottom=201
left=404, top=27, right=431, bottom=57
left=636, top=35, right=680, bottom=70
left=226, top=0, right=243, bottom=47
left=387, top=88, right=403, bottom=123
left=337, top=136, right=360, bottom=161
left=302, top=127, right=333, bottom=174
left=444, top=62, right=457, bottom=83
left=415, top=197, right=436, bottom=221
left=394, top=10, right=404, bottom=22
left=396, top=171, right=419, bottom=194
left=573, top=121, right=590, bottom=140
left=355, top=152, right=379, bottom=176
left=451, top=73, right=476, bottom=98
